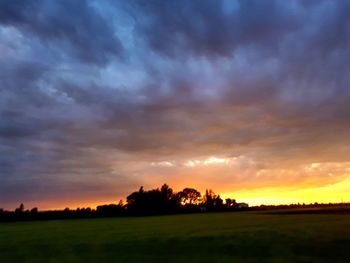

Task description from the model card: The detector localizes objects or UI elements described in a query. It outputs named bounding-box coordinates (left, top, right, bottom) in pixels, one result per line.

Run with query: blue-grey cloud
left=0, top=0, right=123, bottom=65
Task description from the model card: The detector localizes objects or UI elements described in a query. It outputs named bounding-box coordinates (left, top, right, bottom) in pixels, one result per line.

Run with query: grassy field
left=1, top=211, right=350, bottom=262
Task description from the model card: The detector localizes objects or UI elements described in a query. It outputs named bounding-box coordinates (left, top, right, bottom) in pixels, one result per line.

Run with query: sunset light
left=1, top=0, right=350, bottom=211
left=2, top=1, right=350, bottom=262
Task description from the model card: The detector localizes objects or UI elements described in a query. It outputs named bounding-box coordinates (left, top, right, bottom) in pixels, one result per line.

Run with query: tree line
left=0, top=184, right=248, bottom=222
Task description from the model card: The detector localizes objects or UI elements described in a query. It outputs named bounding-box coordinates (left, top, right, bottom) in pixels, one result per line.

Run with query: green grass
left=1, top=211, right=350, bottom=262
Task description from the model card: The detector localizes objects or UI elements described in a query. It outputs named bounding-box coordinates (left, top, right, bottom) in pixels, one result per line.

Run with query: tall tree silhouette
left=178, top=188, right=201, bottom=205
left=127, top=184, right=179, bottom=214
left=203, top=189, right=224, bottom=211
left=15, top=203, right=25, bottom=213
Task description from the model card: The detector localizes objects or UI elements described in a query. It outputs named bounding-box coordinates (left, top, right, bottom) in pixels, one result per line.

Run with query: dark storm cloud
left=1, top=0, right=350, bottom=209
left=0, top=0, right=123, bottom=65
left=126, top=0, right=301, bottom=58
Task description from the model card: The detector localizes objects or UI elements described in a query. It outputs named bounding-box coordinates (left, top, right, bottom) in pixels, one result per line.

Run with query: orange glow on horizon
left=31, top=176, right=350, bottom=211
left=222, top=176, right=350, bottom=206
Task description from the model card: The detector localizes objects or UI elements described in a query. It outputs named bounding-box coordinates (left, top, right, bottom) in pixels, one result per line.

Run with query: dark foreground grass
left=1, top=211, right=350, bottom=262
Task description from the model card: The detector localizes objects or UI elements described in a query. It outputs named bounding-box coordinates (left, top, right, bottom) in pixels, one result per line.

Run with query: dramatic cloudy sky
left=1, top=0, right=350, bottom=210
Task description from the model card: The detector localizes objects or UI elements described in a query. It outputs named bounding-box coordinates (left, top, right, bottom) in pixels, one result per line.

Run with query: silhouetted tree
left=225, top=198, right=236, bottom=208
left=215, top=195, right=224, bottom=209
left=30, top=207, right=38, bottom=214
left=96, top=204, right=124, bottom=217
left=127, top=184, right=181, bottom=214
left=15, top=203, right=25, bottom=213
left=178, top=188, right=201, bottom=205
left=126, top=186, right=145, bottom=213
left=203, top=189, right=215, bottom=209
left=161, top=184, right=173, bottom=200
left=203, top=190, right=223, bottom=210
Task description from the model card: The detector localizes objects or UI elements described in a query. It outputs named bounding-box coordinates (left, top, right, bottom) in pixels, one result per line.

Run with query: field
left=1, top=211, right=350, bottom=262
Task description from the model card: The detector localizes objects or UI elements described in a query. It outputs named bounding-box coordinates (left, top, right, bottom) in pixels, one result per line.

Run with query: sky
left=1, top=0, right=350, bottom=210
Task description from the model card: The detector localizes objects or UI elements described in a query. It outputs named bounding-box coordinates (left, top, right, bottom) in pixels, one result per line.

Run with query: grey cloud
left=0, top=0, right=123, bottom=65
left=1, top=0, right=350, bottom=209
left=127, top=0, right=301, bottom=58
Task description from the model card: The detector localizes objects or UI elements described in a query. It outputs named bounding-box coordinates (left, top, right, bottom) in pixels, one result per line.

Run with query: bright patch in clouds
left=185, top=156, right=232, bottom=167
left=151, top=161, right=175, bottom=167
left=151, top=156, right=235, bottom=168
